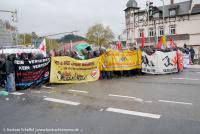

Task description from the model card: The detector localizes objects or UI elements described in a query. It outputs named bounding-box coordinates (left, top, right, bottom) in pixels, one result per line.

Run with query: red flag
left=169, top=37, right=176, bottom=49
left=156, top=37, right=163, bottom=49
left=141, top=32, right=145, bottom=48
left=117, top=41, right=122, bottom=50
left=63, top=45, right=66, bottom=55
left=69, top=40, right=73, bottom=54
left=39, top=38, right=46, bottom=57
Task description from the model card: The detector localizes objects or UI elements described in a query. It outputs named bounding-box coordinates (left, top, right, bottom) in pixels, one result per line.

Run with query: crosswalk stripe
left=44, top=98, right=80, bottom=106
left=106, top=107, right=161, bottom=119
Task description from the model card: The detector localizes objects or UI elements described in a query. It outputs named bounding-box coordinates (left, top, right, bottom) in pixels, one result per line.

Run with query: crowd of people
left=0, top=44, right=197, bottom=92
left=0, top=52, right=45, bottom=92
left=142, top=44, right=196, bottom=64
left=48, top=48, right=103, bottom=60
left=0, top=54, right=15, bottom=92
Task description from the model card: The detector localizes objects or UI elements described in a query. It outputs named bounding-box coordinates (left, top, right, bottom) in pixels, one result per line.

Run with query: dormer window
left=153, top=12, right=160, bottom=19
left=169, top=9, right=176, bottom=17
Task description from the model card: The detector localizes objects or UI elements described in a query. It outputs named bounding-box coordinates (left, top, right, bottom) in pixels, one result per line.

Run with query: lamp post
left=161, top=0, right=165, bottom=33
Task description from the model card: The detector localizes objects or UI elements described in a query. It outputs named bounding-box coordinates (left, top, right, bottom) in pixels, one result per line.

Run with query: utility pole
left=146, top=1, right=154, bottom=46
left=24, top=34, right=26, bottom=45
left=146, top=0, right=150, bottom=46
left=161, top=0, right=165, bottom=34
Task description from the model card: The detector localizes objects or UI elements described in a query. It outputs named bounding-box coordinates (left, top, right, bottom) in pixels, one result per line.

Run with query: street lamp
left=146, top=1, right=154, bottom=46
left=160, top=0, right=165, bottom=33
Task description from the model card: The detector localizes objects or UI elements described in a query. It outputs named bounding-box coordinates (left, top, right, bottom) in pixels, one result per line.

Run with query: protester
left=5, top=55, right=15, bottom=92
left=189, top=46, right=195, bottom=64
left=183, top=44, right=190, bottom=54
left=0, top=54, right=6, bottom=87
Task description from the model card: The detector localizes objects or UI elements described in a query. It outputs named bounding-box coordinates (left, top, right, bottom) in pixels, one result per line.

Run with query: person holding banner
left=5, top=55, right=15, bottom=92
left=190, top=46, right=195, bottom=64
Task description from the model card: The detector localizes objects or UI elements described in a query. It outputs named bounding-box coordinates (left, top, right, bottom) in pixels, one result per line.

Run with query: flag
left=63, top=46, right=66, bottom=55
left=69, top=40, right=73, bottom=55
left=156, top=37, right=163, bottom=49
left=169, top=37, right=176, bottom=48
left=39, top=38, right=46, bottom=57
left=117, top=41, right=122, bottom=50
left=141, top=32, right=145, bottom=48
left=162, top=36, right=167, bottom=45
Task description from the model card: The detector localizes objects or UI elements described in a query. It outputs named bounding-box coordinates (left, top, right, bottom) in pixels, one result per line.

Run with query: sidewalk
left=187, top=64, right=200, bottom=69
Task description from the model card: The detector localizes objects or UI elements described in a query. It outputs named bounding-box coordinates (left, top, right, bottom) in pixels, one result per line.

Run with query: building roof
left=124, top=0, right=139, bottom=11
left=126, top=0, right=138, bottom=8
left=158, top=1, right=191, bottom=17
left=133, top=1, right=200, bottom=17
left=191, top=4, right=200, bottom=14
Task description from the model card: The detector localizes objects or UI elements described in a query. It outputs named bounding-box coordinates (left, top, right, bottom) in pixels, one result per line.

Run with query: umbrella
left=75, top=44, right=92, bottom=53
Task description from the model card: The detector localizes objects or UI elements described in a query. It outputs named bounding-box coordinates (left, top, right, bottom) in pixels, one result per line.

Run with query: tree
left=86, top=24, right=114, bottom=48
left=46, top=38, right=60, bottom=52
left=19, top=34, right=32, bottom=46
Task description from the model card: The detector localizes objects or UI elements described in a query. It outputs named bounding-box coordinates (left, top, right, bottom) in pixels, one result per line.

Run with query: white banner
left=142, top=51, right=178, bottom=74
left=183, top=54, right=190, bottom=68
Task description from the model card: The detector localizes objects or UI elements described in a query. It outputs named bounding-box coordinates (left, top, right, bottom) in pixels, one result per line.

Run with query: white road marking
left=109, top=94, right=144, bottom=102
left=99, top=109, right=104, bottom=111
left=109, top=94, right=137, bottom=99
left=159, top=100, right=193, bottom=105
left=144, top=101, right=153, bottom=103
left=68, top=90, right=88, bottom=94
left=172, top=78, right=199, bottom=81
left=44, top=98, right=80, bottom=106
left=10, top=92, right=25, bottom=95
left=31, top=91, right=41, bottom=94
left=42, top=86, right=54, bottom=89
left=106, top=107, right=161, bottom=119
left=31, top=91, right=55, bottom=94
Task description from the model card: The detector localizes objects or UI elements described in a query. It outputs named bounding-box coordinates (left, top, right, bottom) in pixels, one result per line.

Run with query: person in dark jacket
left=5, top=55, right=15, bottom=92
left=183, top=44, right=190, bottom=54
left=0, top=54, right=6, bottom=87
left=190, top=46, right=195, bottom=64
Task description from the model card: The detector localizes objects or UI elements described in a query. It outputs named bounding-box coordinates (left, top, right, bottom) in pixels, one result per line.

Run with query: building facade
left=0, top=20, right=17, bottom=47
left=124, top=0, right=200, bottom=56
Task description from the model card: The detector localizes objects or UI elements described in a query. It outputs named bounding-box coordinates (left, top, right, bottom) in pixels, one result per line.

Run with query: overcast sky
left=0, top=0, right=199, bottom=38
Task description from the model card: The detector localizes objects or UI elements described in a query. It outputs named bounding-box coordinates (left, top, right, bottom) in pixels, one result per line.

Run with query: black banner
left=14, top=58, right=51, bottom=90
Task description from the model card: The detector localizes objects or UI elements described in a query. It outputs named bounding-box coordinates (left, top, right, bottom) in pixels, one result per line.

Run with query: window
left=138, top=15, right=144, bottom=22
left=149, top=28, right=154, bottom=37
left=153, top=12, right=160, bottom=19
left=130, top=16, right=134, bottom=22
left=169, top=9, right=176, bottom=17
left=170, top=26, right=176, bottom=35
left=138, top=29, right=144, bottom=38
left=158, top=27, right=164, bottom=36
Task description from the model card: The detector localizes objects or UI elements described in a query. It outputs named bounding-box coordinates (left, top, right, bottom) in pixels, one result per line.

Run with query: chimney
left=171, top=0, right=174, bottom=5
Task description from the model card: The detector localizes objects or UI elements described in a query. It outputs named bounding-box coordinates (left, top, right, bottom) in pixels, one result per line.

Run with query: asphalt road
left=0, top=68, right=200, bottom=134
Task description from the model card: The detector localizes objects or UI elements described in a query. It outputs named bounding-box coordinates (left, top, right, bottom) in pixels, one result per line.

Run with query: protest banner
left=14, top=58, right=51, bottom=90
left=50, top=57, right=100, bottom=83
left=177, top=50, right=184, bottom=71
left=183, top=54, right=190, bottom=68
left=99, top=50, right=142, bottom=71
left=142, top=51, right=178, bottom=74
